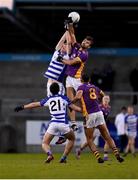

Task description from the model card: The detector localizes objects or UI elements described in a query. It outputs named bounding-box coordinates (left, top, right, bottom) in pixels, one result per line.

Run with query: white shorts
left=46, top=122, right=70, bottom=136
left=47, top=79, right=65, bottom=97
left=86, top=111, right=105, bottom=128
left=128, top=132, right=137, bottom=139
left=66, top=76, right=82, bottom=92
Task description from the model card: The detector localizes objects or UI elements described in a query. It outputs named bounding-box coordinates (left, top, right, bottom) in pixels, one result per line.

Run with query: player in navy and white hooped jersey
left=124, top=106, right=138, bottom=157
left=44, top=31, right=71, bottom=96
left=14, top=82, right=81, bottom=163
left=40, top=92, right=71, bottom=125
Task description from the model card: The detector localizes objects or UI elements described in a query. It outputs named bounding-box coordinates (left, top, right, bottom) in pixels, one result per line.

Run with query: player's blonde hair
left=103, top=95, right=110, bottom=102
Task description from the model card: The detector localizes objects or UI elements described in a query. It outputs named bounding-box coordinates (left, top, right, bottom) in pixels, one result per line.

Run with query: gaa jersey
left=44, top=50, right=69, bottom=82
left=125, top=114, right=138, bottom=133
left=65, top=43, right=88, bottom=79
left=99, top=104, right=111, bottom=120
left=40, top=94, right=71, bottom=124
left=77, top=83, right=102, bottom=116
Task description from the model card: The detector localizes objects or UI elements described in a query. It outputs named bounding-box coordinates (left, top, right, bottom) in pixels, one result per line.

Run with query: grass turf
left=0, top=153, right=138, bottom=179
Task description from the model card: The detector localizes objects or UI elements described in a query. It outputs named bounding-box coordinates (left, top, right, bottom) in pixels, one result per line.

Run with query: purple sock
left=47, top=150, right=52, bottom=156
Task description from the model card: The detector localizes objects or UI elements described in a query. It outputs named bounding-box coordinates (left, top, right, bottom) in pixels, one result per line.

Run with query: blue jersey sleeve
left=40, top=97, right=49, bottom=106
left=61, top=95, right=72, bottom=106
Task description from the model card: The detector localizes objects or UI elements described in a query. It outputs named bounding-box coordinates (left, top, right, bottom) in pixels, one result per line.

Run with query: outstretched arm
left=14, top=102, right=41, bottom=112
left=55, top=31, right=67, bottom=51
left=61, top=57, right=81, bottom=65
left=72, top=90, right=83, bottom=104
left=24, top=102, right=41, bottom=109
left=68, top=24, right=77, bottom=45
left=69, top=103, right=81, bottom=112
left=55, top=31, right=72, bottom=55
left=65, top=30, right=72, bottom=55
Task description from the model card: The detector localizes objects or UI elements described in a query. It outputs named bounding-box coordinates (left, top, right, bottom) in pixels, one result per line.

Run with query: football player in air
left=44, top=30, right=71, bottom=97
left=55, top=21, right=94, bottom=144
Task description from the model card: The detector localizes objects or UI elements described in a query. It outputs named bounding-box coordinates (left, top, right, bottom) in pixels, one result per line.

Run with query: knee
left=128, top=139, right=131, bottom=145
left=42, top=140, right=46, bottom=146
left=42, top=137, right=48, bottom=145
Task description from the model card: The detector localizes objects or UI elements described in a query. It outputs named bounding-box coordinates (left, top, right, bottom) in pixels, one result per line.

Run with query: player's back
left=78, top=83, right=101, bottom=116
left=44, top=50, right=69, bottom=82
left=40, top=94, right=71, bottom=124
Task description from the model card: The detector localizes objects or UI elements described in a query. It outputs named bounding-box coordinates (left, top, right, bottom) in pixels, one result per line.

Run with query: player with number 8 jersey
left=72, top=74, right=124, bottom=163
left=77, top=82, right=104, bottom=117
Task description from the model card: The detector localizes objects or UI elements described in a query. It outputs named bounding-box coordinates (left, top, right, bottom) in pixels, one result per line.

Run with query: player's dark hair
left=121, top=106, right=127, bottom=111
left=50, top=82, right=59, bottom=95
left=86, top=36, right=94, bottom=46
left=81, top=74, right=89, bottom=83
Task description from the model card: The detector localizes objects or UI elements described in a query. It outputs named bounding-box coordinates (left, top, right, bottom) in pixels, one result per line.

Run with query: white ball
left=68, top=12, right=80, bottom=23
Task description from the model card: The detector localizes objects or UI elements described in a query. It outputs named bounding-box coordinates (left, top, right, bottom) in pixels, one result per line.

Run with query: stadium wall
left=0, top=55, right=138, bottom=152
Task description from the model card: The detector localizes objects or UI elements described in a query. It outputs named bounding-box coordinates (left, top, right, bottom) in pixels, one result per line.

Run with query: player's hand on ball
left=57, top=56, right=63, bottom=62
left=64, top=17, right=73, bottom=25
left=64, top=17, right=73, bottom=30
left=64, top=12, right=80, bottom=29
left=68, top=12, right=80, bottom=23
left=14, top=105, right=24, bottom=112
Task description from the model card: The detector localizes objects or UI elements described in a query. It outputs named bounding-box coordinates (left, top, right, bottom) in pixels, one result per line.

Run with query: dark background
left=1, top=0, right=138, bottom=53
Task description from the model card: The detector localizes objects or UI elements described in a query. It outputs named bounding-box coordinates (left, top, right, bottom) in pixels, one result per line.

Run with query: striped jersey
left=40, top=94, right=71, bottom=124
left=125, top=114, right=138, bottom=133
left=44, top=50, right=69, bottom=82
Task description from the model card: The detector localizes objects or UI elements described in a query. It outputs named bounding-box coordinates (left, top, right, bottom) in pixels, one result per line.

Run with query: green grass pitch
left=0, top=153, right=138, bottom=179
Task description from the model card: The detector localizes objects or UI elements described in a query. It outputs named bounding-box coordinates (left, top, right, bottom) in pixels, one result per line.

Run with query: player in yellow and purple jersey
left=76, top=95, right=111, bottom=160
left=57, top=23, right=94, bottom=131
left=73, top=74, right=124, bottom=163
left=55, top=23, right=93, bottom=145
